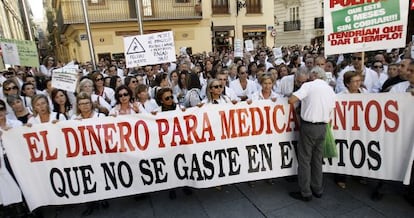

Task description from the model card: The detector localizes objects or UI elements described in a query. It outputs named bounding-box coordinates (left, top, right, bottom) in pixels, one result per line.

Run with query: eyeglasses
left=131, top=80, right=137, bottom=83
left=48, top=59, right=54, bottom=61
left=118, top=93, right=129, bottom=97
left=373, top=66, right=383, bottom=69
left=352, top=57, right=363, bottom=61
left=78, top=102, right=91, bottom=106
left=163, top=95, right=174, bottom=101
left=211, top=85, right=223, bottom=89
left=239, top=71, right=247, bottom=74
left=95, top=77, right=104, bottom=81
left=4, top=86, right=18, bottom=91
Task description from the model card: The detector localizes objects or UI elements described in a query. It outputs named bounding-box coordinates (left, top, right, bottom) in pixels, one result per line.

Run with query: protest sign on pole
left=124, top=31, right=176, bottom=68
left=2, top=94, right=414, bottom=211
left=51, top=66, right=80, bottom=93
left=0, top=38, right=39, bottom=67
left=324, top=0, right=409, bottom=55
left=234, top=39, right=243, bottom=57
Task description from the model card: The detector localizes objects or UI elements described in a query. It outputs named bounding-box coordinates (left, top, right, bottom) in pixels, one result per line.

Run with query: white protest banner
left=3, top=94, right=414, bottom=211
left=0, top=149, right=22, bottom=206
left=124, top=31, right=176, bottom=68
left=244, top=40, right=254, bottom=52
left=324, top=0, right=409, bottom=55
left=51, top=66, right=79, bottom=93
left=234, top=39, right=243, bottom=57
left=0, top=38, right=39, bottom=67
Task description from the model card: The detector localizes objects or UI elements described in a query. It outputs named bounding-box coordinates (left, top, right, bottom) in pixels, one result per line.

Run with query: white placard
left=234, top=39, right=243, bottom=57
left=273, top=47, right=283, bottom=59
left=124, top=31, right=176, bottom=68
left=51, top=66, right=79, bottom=93
left=244, top=40, right=254, bottom=52
left=0, top=42, right=19, bottom=65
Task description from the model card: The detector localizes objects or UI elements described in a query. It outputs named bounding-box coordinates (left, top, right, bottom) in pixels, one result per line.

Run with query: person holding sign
left=6, top=95, right=33, bottom=124
left=250, top=74, right=280, bottom=101
left=27, top=94, right=67, bottom=125
left=340, top=71, right=368, bottom=94
left=336, top=52, right=379, bottom=93
left=229, top=65, right=257, bottom=101
left=204, top=79, right=231, bottom=104
left=288, top=69, right=336, bottom=202
left=72, top=92, right=106, bottom=120
left=109, top=85, right=142, bottom=116
left=77, top=78, right=111, bottom=115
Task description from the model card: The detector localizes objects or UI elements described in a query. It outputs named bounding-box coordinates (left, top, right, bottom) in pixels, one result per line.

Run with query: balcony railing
left=58, top=0, right=202, bottom=25
left=212, top=0, right=229, bottom=14
left=314, top=17, right=324, bottom=29
left=284, top=20, right=301, bottom=31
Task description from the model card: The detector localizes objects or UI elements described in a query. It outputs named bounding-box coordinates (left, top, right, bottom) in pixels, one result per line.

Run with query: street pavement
left=39, top=174, right=413, bottom=218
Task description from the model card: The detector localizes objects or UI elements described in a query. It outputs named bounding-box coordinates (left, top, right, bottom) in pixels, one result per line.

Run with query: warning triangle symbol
left=127, top=37, right=145, bottom=54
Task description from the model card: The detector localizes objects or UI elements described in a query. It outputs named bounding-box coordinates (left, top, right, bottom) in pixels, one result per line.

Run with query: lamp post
left=81, top=0, right=97, bottom=69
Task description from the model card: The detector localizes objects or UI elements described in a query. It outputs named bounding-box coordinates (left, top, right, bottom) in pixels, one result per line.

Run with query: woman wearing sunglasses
left=109, top=85, right=142, bottom=116
left=2, top=79, right=20, bottom=119
left=91, top=71, right=115, bottom=106
left=153, top=87, right=181, bottom=114
left=204, top=79, right=231, bottom=104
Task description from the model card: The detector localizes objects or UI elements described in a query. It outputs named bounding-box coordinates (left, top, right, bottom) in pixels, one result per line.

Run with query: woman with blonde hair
left=27, top=94, right=66, bottom=125
left=72, top=92, right=106, bottom=119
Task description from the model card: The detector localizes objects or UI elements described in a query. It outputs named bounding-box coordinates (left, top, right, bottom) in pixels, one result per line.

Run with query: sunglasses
left=131, top=80, right=137, bottom=83
left=5, top=86, right=18, bottom=91
left=163, top=95, right=174, bottom=101
left=118, top=93, right=129, bottom=97
left=95, top=77, right=104, bottom=81
left=211, top=85, right=223, bottom=89
left=352, top=57, right=362, bottom=61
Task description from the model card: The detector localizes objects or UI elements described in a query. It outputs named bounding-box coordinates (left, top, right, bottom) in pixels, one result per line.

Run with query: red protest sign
left=411, top=0, right=414, bottom=10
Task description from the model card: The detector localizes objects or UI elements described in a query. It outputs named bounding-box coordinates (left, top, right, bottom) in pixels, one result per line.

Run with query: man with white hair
left=288, top=68, right=336, bottom=202
left=277, top=67, right=309, bottom=97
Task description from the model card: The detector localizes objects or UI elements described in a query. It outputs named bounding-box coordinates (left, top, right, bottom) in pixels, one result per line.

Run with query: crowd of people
left=0, top=42, right=413, bottom=216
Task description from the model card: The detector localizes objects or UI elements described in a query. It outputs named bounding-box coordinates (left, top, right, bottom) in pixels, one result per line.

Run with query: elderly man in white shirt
left=288, top=68, right=336, bottom=202
left=276, top=67, right=309, bottom=97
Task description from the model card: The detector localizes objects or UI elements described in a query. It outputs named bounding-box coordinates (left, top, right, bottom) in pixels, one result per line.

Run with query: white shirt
left=140, top=99, right=159, bottom=113
left=250, top=90, right=281, bottom=101
left=276, top=75, right=295, bottom=97
left=336, top=66, right=380, bottom=93
left=27, top=112, right=67, bottom=125
left=293, top=79, right=336, bottom=123
left=229, top=79, right=258, bottom=100
left=389, top=81, right=411, bottom=93
left=71, top=111, right=106, bottom=120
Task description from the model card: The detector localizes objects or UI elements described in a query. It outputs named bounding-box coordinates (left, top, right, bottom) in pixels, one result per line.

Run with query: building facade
left=209, top=0, right=274, bottom=53
left=0, top=0, right=31, bottom=68
left=273, top=0, right=324, bottom=47
left=51, top=0, right=274, bottom=63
